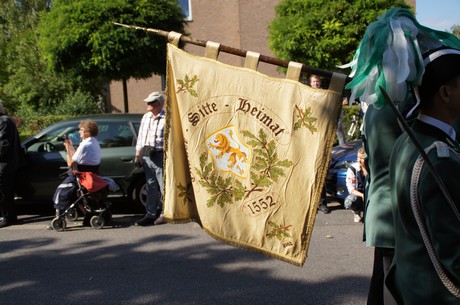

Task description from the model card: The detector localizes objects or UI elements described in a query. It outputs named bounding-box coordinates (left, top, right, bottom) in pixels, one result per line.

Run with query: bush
left=339, top=105, right=363, bottom=144
left=54, top=90, right=102, bottom=115
left=15, top=115, right=73, bottom=140
left=13, top=90, right=103, bottom=139
left=342, top=105, right=361, bottom=125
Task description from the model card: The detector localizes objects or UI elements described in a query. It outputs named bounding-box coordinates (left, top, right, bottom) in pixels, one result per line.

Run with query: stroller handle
left=59, top=167, right=72, bottom=179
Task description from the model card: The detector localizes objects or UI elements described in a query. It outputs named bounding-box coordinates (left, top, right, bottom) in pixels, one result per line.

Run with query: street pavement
left=0, top=201, right=373, bottom=305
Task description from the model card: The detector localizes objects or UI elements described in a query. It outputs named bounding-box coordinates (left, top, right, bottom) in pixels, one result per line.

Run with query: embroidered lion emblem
left=208, top=131, right=247, bottom=169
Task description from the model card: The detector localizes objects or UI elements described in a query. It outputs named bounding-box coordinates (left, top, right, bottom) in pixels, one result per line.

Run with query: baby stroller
left=50, top=170, right=113, bottom=231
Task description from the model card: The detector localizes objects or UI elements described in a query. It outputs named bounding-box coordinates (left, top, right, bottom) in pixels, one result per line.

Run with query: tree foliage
left=38, top=0, right=186, bottom=94
left=269, top=0, right=411, bottom=72
left=0, top=0, right=71, bottom=113
left=0, top=0, right=186, bottom=115
left=452, top=25, right=460, bottom=39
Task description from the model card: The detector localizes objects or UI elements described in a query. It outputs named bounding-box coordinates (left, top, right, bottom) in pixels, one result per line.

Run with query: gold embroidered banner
left=164, top=44, right=345, bottom=266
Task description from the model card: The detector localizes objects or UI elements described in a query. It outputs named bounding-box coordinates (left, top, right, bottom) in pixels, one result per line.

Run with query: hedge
left=14, top=115, right=73, bottom=141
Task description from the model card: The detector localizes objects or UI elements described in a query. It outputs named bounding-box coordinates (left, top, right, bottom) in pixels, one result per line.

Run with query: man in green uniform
left=388, top=47, right=460, bottom=304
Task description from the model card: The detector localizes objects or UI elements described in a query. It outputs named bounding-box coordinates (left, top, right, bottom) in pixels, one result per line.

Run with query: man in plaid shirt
left=134, top=92, right=166, bottom=226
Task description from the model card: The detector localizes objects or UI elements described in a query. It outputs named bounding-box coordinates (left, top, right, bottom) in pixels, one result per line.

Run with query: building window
left=178, top=0, right=192, bottom=21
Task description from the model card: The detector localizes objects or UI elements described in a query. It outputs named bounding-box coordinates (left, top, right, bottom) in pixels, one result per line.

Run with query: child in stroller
left=49, top=169, right=113, bottom=231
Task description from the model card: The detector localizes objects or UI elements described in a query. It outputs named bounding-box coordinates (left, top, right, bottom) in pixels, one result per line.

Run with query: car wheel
left=130, top=177, right=147, bottom=209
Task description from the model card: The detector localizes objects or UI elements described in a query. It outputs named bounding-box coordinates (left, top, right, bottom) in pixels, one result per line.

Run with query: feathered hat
left=340, top=8, right=460, bottom=109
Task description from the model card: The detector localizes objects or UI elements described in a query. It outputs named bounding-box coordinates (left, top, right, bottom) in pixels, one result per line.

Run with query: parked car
left=325, top=140, right=362, bottom=201
left=16, top=114, right=147, bottom=207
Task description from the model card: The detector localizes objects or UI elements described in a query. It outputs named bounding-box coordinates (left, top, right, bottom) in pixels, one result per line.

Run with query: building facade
left=108, top=0, right=415, bottom=113
left=108, top=0, right=281, bottom=113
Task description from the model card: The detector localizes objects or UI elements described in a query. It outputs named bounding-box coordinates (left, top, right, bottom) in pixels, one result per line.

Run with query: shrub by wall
left=14, top=115, right=73, bottom=141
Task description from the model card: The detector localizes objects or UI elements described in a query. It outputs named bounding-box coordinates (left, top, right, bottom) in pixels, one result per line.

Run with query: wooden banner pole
left=113, top=22, right=346, bottom=81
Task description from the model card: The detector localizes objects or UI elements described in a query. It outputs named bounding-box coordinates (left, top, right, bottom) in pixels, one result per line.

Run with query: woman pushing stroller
left=48, top=119, right=107, bottom=230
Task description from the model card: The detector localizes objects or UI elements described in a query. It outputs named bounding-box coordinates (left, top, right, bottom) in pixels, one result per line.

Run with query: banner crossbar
left=113, top=22, right=348, bottom=82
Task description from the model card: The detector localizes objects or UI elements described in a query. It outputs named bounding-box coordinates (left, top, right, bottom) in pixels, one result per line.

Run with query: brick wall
left=108, top=0, right=280, bottom=113
left=108, top=0, right=415, bottom=113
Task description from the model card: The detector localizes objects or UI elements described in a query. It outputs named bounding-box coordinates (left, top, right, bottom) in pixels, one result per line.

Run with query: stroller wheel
left=51, top=217, right=67, bottom=232
left=90, top=215, right=105, bottom=229
left=65, top=208, right=79, bottom=222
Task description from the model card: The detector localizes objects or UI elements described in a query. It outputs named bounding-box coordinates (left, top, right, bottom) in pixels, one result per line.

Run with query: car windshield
left=97, top=122, right=136, bottom=148
left=27, top=124, right=79, bottom=152
left=26, top=120, right=138, bottom=153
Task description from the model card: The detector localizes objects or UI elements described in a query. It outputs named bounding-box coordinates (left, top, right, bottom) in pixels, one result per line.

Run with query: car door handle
left=120, top=157, right=134, bottom=162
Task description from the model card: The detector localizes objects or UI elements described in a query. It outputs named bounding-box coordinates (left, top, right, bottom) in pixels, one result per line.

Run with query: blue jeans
left=142, top=152, right=164, bottom=218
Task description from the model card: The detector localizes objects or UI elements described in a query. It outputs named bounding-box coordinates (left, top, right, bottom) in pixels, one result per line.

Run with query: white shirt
left=346, top=162, right=363, bottom=194
left=136, top=109, right=165, bottom=151
left=418, top=113, right=457, bottom=140
left=72, top=137, right=101, bottom=166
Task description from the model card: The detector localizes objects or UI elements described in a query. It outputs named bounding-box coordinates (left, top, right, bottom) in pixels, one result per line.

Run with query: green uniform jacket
left=388, top=120, right=460, bottom=304
left=363, top=105, right=403, bottom=248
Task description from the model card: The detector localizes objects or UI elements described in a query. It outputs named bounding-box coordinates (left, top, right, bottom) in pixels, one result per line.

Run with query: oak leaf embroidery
left=176, top=182, right=195, bottom=205
left=196, top=128, right=293, bottom=206
left=294, top=104, right=318, bottom=133
left=176, top=74, right=199, bottom=97
left=195, top=153, right=245, bottom=207
left=241, top=129, right=293, bottom=198
left=266, top=221, right=292, bottom=240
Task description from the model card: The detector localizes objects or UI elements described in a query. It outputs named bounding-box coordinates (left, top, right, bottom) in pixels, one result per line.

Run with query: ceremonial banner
left=164, top=43, right=345, bottom=265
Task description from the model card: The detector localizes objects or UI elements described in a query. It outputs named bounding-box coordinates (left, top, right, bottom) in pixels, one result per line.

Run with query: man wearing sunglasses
left=134, top=92, right=166, bottom=226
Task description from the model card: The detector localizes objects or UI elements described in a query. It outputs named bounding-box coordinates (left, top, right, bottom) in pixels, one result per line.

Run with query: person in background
left=49, top=120, right=101, bottom=229
left=345, top=147, right=366, bottom=223
left=388, top=47, right=460, bottom=304
left=309, top=74, right=322, bottom=89
left=64, top=120, right=101, bottom=174
left=0, top=103, right=24, bottom=228
left=134, top=91, right=166, bottom=226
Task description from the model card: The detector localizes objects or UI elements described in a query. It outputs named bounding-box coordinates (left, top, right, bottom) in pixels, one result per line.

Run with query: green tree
left=0, top=0, right=73, bottom=114
left=452, top=25, right=460, bottom=39
left=38, top=0, right=186, bottom=112
left=269, top=0, right=410, bottom=73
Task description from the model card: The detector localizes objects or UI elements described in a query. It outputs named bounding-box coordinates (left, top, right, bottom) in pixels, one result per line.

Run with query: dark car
left=16, top=114, right=147, bottom=207
left=325, top=140, right=362, bottom=201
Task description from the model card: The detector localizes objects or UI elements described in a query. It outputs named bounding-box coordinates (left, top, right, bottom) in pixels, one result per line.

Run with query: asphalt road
left=1, top=200, right=373, bottom=305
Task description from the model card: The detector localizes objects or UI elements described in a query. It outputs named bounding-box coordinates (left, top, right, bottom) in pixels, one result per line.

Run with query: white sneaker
left=354, top=213, right=362, bottom=223
left=154, top=214, right=166, bottom=225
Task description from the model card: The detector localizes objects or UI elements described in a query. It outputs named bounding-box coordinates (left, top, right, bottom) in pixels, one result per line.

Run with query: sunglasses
left=147, top=100, right=161, bottom=106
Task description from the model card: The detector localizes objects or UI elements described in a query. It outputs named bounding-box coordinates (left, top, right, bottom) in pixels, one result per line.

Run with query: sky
left=415, top=0, right=459, bottom=31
